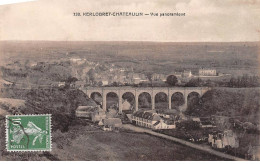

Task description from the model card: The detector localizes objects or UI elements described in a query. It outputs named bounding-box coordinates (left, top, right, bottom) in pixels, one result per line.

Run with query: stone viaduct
left=83, top=87, right=210, bottom=113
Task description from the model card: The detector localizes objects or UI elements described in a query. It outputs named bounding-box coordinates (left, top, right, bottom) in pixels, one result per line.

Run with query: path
left=122, top=124, right=246, bottom=161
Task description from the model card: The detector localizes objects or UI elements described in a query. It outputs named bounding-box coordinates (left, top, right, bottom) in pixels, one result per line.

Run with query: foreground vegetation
left=186, top=87, right=260, bottom=124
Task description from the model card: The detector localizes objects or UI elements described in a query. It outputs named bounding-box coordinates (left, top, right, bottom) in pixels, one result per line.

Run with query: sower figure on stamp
left=25, top=121, right=47, bottom=145
left=10, top=121, right=47, bottom=146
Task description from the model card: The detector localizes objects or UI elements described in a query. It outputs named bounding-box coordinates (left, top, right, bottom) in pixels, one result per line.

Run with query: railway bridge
left=83, top=87, right=210, bottom=113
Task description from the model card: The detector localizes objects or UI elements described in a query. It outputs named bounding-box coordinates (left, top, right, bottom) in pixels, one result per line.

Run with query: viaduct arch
left=83, top=87, right=210, bottom=113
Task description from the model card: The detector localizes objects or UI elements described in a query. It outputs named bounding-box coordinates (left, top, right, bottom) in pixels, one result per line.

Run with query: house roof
left=192, top=118, right=201, bottom=122
left=126, top=114, right=132, bottom=121
left=76, top=106, right=96, bottom=112
left=153, top=121, right=160, bottom=126
left=200, top=117, right=211, bottom=122
left=200, top=121, right=212, bottom=125
left=133, top=110, right=161, bottom=121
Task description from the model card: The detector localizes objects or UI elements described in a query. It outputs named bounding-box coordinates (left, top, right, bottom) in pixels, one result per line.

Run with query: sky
left=0, top=0, right=260, bottom=42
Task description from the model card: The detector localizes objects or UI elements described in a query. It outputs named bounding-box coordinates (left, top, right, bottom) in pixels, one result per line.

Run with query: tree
left=166, top=75, right=178, bottom=86
left=65, top=76, right=78, bottom=88
left=185, top=78, right=202, bottom=87
left=229, top=77, right=236, bottom=87
left=145, top=72, right=153, bottom=82
left=97, top=81, right=103, bottom=86
left=111, top=82, right=119, bottom=86
left=87, top=68, right=96, bottom=84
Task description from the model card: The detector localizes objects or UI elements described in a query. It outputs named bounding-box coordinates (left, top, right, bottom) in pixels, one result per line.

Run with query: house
left=199, top=68, right=217, bottom=76
left=91, top=105, right=106, bottom=122
left=99, top=118, right=122, bottom=131
left=75, top=106, right=96, bottom=118
left=152, top=73, right=167, bottom=82
left=132, top=110, right=175, bottom=129
left=200, top=117, right=215, bottom=128
left=106, top=107, right=118, bottom=118
left=58, top=82, right=65, bottom=87
left=157, top=109, right=180, bottom=121
left=212, top=115, right=229, bottom=127
left=182, top=70, right=192, bottom=78
left=192, top=117, right=201, bottom=122
left=209, top=130, right=239, bottom=149
left=102, top=80, right=109, bottom=86
left=133, top=77, right=141, bottom=84
left=157, top=113, right=170, bottom=119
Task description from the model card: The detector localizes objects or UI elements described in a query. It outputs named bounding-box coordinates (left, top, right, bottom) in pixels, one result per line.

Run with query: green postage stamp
left=6, top=114, right=51, bottom=151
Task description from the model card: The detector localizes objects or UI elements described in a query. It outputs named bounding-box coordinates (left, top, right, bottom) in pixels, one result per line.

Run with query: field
left=0, top=41, right=259, bottom=76
left=0, top=98, right=25, bottom=115
left=0, top=118, right=228, bottom=161
left=0, top=98, right=25, bottom=108
left=50, top=122, right=228, bottom=161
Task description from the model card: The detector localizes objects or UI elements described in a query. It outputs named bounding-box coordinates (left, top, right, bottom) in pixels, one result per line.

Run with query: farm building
left=99, top=118, right=122, bottom=131
left=200, top=117, right=215, bottom=128
left=75, top=106, right=97, bottom=118
left=91, top=106, right=106, bottom=122
left=132, top=110, right=175, bottom=130
left=199, top=68, right=217, bottom=76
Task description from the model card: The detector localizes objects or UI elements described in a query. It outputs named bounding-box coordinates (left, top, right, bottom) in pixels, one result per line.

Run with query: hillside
left=186, top=88, right=260, bottom=124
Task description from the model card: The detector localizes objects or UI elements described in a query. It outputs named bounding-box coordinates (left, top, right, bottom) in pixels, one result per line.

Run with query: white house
left=199, top=68, right=217, bottom=76
left=132, top=110, right=175, bottom=130
left=99, top=118, right=122, bottom=131
left=209, top=130, right=239, bottom=149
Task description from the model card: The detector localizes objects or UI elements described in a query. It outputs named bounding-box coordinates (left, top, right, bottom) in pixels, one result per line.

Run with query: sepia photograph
left=0, top=0, right=259, bottom=161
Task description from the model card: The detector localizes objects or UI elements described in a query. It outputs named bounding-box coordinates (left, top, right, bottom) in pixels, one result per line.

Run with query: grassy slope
left=51, top=123, right=227, bottom=161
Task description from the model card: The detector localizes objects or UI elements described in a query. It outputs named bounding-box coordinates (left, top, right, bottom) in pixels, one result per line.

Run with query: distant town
left=2, top=56, right=258, bottom=90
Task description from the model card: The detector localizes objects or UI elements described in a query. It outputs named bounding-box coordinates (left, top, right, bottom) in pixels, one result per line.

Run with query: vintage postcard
left=0, top=0, right=259, bottom=161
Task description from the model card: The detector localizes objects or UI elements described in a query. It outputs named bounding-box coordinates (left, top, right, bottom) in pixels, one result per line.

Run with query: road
left=121, top=124, right=246, bottom=161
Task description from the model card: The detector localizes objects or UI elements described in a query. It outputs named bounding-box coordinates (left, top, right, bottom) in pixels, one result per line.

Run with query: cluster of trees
left=185, top=78, right=203, bottom=87
left=166, top=75, right=178, bottom=86
left=25, top=88, right=96, bottom=132
left=228, top=75, right=259, bottom=88
left=167, top=75, right=260, bottom=88
left=185, top=88, right=260, bottom=125
left=0, top=66, right=28, bottom=77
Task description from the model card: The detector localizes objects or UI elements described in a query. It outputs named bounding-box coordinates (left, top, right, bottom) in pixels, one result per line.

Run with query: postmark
left=6, top=114, right=51, bottom=151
